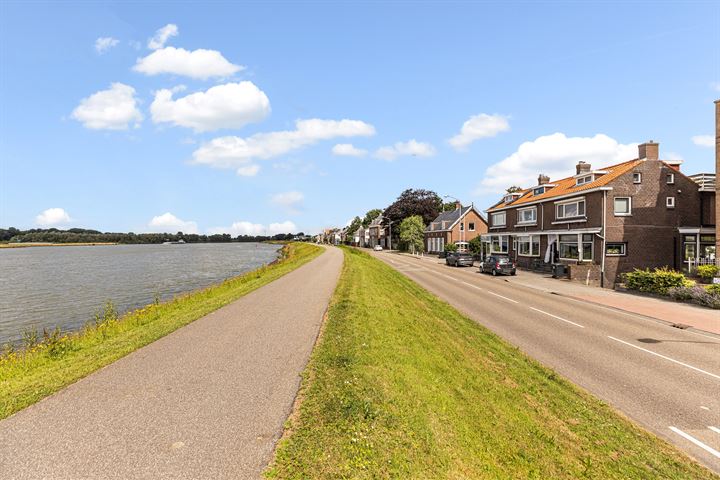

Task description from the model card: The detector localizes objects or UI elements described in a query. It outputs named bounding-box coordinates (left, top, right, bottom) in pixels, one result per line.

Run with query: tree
left=362, top=209, right=383, bottom=227
left=444, top=242, right=458, bottom=253
left=442, top=201, right=458, bottom=212
left=468, top=236, right=483, bottom=255
left=505, top=185, right=523, bottom=193
left=346, top=216, right=362, bottom=236
left=398, top=215, right=425, bottom=254
left=384, top=189, right=442, bottom=226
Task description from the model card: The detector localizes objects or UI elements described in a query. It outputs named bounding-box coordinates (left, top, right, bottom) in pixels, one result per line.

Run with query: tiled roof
left=487, top=159, right=644, bottom=211
left=427, top=206, right=472, bottom=231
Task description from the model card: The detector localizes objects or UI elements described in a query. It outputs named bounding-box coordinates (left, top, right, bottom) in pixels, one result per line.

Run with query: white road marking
left=701, top=406, right=711, bottom=411
left=461, top=281, right=483, bottom=291
left=709, top=426, right=720, bottom=435
left=608, top=336, right=720, bottom=381
left=529, top=307, right=585, bottom=328
left=669, top=427, right=720, bottom=459
left=486, top=291, right=519, bottom=304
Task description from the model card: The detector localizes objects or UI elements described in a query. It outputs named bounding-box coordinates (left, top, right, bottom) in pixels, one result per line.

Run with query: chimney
left=538, top=174, right=550, bottom=185
left=638, top=140, right=659, bottom=160
left=576, top=161, right=592, bottom=175
left=715, top=100, right=720, bottom=256
left=455, top=201, right=462, bottom=210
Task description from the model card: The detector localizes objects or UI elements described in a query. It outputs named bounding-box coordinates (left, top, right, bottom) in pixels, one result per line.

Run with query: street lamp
left=443, top=195, right=464, bottom=245
left=379, top=215, right=394, bottom=251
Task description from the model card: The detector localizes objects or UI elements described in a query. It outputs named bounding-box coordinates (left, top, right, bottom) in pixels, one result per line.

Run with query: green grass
left=266, top=247, right=716, bottom=479
left=0, top=242, right=323, bottom=420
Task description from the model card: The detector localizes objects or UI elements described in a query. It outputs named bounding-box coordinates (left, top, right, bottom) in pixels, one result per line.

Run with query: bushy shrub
left=705, top=283, right=720, bottom=295
left=623, top=267, right=688, bottom=295
left=444, top=242, right=458, bottom=253
left=696, top=264, right=719, bottom=281
left=668, top=285, right=720, bottom=309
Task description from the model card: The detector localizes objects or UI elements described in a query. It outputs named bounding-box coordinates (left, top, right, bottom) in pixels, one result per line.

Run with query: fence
left=687, top=257, right=720, bottom=274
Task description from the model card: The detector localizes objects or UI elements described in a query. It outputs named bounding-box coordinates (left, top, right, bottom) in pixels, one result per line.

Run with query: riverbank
left=0, top=242, right=323, bottom=420
left=0, top=242, right=117, bottom=248
left=266, top=247, right=714, bottom=479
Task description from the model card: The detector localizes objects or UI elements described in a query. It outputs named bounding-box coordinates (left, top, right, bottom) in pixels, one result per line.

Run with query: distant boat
left=162, top=239, right=186, bottom=245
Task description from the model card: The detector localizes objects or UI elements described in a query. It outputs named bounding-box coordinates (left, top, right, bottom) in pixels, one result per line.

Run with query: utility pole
left=443, top=194, right=464, bottom=246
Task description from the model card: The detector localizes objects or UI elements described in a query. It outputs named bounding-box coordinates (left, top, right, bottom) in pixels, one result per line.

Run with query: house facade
left=425, top=203, right=488, bottom=253
left=482, top=142, right=716, bottom=287
left=368, top=215, right=387, bottom=248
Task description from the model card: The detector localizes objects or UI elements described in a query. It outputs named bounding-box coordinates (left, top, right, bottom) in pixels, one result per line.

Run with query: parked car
left=480, top=255, right=516, bottom=276
left=373, top=245, right=383, bottom=251
left=446, top=251, right=474, bottom=267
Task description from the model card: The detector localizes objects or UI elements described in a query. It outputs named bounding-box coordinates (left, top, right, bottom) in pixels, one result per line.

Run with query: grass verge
left=266, top=247, right=716, bottom=479
left=0, top=242, right=323, bottom=420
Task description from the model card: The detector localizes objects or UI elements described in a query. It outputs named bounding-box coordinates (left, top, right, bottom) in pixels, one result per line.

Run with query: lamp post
left=443, top=195, right=464, bottom=246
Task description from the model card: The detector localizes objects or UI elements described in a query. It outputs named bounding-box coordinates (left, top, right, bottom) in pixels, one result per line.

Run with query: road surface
left=374, top=250, right=720, bottom=474
left=0, top=246, right=343, bottom=480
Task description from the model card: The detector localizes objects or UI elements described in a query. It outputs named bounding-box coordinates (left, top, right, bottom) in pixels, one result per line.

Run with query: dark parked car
left=480, top=255, right=516, bottom=276
left=446, top=251, right=474, bottom=267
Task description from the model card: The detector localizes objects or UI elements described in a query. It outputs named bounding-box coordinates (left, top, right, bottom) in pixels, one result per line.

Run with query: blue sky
left=1, top=1, right=718, bottom=235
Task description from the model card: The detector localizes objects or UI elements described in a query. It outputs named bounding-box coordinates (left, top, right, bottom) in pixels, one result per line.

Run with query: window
left=666, top=197, right=675, bottom=208
left=518, top=235, right=540, bottom=256
left=666, top=173, right=675, bottom=184
left=533, top=186, right=546, bottom=196
left=490, top=235, right=509, bottom=253
left=468, top=222, right=475, bottom=231
left=556, top=199, right=586, bottom=219
left=460, top=222, right=464, bottom=231
left=559, top=234, right=593, bottom=261
left=606, top=243, right=627, bottom=256
left=614, top=197, right=631, bottom=216
left=491, top=212, right=506, bottom=227
left=633, top=172, right=642, bottom=183
left=576, top=175, right=593, bottom=186
left=517, top=207, right=537, bottom=224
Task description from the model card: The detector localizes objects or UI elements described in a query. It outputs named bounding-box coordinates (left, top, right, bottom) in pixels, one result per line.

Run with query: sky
left=1, top=1, right=718, bottom=235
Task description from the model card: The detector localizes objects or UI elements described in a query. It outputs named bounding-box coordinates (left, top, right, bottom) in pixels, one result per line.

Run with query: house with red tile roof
left=481, top=141, right=716, bottom=287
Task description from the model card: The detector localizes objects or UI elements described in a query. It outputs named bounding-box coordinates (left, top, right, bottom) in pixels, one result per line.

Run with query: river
left=0, top=243, right=281, bottom=345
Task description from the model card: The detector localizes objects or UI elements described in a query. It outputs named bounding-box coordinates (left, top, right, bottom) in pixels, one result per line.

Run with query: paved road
left=374, top=251, right=720, bottom=474
left=0, top=246, right=343, bottom=480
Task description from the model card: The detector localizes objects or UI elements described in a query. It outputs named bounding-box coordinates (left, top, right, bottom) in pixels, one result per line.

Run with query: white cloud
left=665, top=152, right=684, bottom=161
left=207, top=220, right=297, bottom=236
left=148, top=24, right=178, bottom=50
left=236, top=165, right=260, bottom=176
left=374, top=139, right=436, bottom=161
left=271, top=191, right=304, bottom=214
left=148, top=212, right=198, bottom=234
left=474, top=133, right=638, bottom=194
left=133, top=46, right=242, bottom=80
left=692, top=135, right=714, bottom=147
left=332, top=143, right=367, bottom=157
left=449, top=113, right=510, bottom=150
left=192, top=119, right=375, bottom=171
left=35, top=208, right=72, bottom=226
left=711, top=82, right=720, bottom=92
left=71, top=83, right=143, bottom=130
left=151, top=81, right=270, bottom=132
left=95, top=37, right=119, bottom=54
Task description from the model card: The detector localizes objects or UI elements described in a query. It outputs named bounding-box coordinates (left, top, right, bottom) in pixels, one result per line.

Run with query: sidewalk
left=504, top=270, right=720, bottom=336
left=401, top=252, right=720, bottom=336
left=0, top=246, right=344, bottom=480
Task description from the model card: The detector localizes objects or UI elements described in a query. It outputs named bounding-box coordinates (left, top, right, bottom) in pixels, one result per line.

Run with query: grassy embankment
left=0, top=242, right=323, bottom=420
left=266, top=247, right=715, bottom=479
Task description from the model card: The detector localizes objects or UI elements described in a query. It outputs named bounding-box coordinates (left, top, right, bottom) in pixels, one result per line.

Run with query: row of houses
left=319, top=100, right=719, bottom=288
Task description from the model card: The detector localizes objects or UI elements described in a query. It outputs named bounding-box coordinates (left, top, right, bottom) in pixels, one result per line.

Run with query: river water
left=0, top=243, right=281, bottom=345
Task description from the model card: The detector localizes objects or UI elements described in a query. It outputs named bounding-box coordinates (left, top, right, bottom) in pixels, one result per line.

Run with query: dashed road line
left=461, top=281, right=483, bottom=291
left=486, top=291, right=519, bottom=304
left=608, top=336, right=720, bottom=381
left=709, top=426, right=720, bottom=435
left=669, top=427, right=720, bottom=459
left=529, top=307, right=585, bottom=328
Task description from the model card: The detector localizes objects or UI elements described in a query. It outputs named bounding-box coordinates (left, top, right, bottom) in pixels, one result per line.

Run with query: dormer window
left=533, top=186, right=546, bottom=196
left=503, top=193, right=521, bottom=204
left=576, top=174, right=593, bottom=186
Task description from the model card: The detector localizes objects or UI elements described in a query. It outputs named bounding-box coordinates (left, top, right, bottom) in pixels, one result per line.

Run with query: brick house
left=425, top=203, right=488, bottom=253
left=368, top=215, right=388, bottom=249
left=482, top=141, right=716, bottom=287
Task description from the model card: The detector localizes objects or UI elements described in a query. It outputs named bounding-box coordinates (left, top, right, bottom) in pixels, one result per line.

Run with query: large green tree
left=362, top=209, right=383, bottom=227
left=346, top=216, right=362, bottom=236
left=399, top=215, right=425, bottom=254
left=384, top=189, right=442, bottom=226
